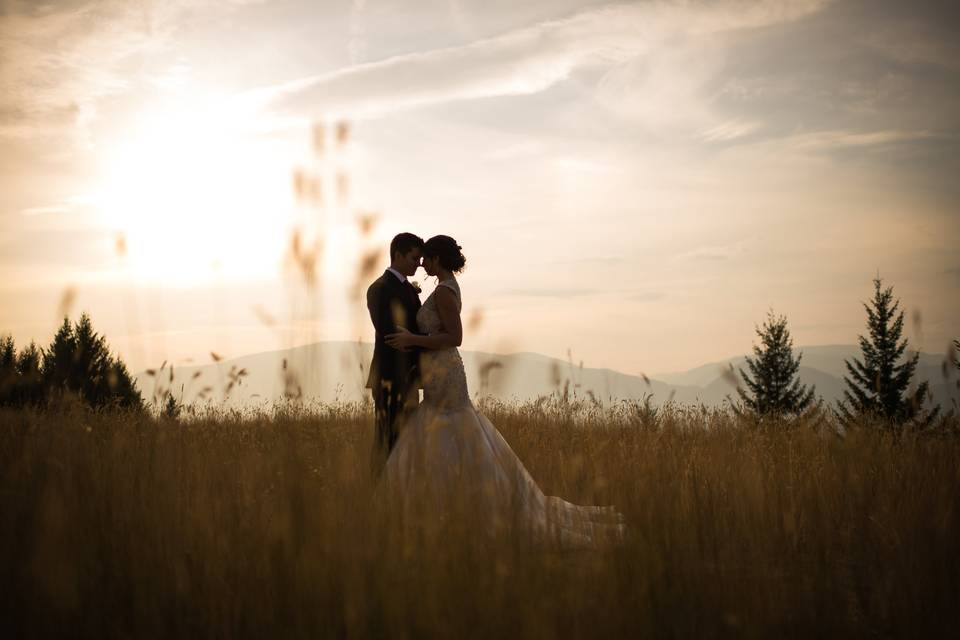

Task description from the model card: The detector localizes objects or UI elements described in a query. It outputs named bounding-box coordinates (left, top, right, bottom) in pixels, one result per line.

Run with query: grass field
left=1, top=398, right=958, bottom=638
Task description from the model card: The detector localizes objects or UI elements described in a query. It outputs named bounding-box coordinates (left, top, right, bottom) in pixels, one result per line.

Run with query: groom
left=366, top=232, right=424, bottom=473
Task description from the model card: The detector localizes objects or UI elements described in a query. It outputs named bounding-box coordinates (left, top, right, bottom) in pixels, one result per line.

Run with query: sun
left=93, top=97, right=294, bottom=285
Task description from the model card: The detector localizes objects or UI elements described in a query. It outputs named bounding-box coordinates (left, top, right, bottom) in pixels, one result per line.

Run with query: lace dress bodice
left=416, top=278, right=471, bottom=411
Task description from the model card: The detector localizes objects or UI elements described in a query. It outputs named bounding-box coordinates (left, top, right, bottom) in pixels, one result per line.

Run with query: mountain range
left=136, top=342, right=960, bottom=413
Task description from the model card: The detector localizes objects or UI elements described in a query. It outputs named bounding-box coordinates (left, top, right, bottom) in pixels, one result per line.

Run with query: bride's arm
left=385, top=287, right=462, bottom=351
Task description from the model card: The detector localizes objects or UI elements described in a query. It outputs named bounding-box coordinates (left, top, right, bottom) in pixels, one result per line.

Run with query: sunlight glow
left=94, top=97, right=294, bottom=284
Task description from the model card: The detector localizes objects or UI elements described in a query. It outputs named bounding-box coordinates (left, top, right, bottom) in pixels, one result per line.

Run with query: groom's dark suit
left=366, top=269, right=422, bottom=469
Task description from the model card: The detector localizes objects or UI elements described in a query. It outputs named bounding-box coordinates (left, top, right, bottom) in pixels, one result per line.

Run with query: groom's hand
left=385, top=326, right=416, bottom=350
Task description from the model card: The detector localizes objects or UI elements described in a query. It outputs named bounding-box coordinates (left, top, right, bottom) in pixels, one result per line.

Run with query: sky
left=1, top=0, right=958, bottom=378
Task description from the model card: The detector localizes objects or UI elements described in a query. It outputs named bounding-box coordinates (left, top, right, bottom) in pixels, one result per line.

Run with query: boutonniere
left=410, top=280, right=422, bottom=294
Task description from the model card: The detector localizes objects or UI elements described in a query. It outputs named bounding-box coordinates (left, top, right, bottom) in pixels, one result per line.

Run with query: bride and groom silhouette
left=366, top=233, right=624, bottom=547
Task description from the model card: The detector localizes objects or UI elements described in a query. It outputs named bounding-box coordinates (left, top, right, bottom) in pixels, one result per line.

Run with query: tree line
left=1, top=279, right=957, bottom=425
left=0, top=313, right=141, bottom=410
left=734, top=277, right=957, bottom=429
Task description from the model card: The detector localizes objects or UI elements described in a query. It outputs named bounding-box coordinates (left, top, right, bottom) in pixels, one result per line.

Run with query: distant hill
left=654, top=344, right=957, bottom=411
left=136, top=342, right=959, bottom=412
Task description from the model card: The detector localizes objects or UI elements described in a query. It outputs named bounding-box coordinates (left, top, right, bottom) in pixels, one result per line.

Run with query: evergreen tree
left=72, top=312, right=113, bottom=408
left=837, top=278, right=938, bottom=428
left=736, top=311, right=815, bottom=416
left=43, top=317, right=76, bottom=394
left=106, top=358, right=143, bottom=410
left=41, top=313, right=142, bottom=410
left=15, top=341, right=45, bottom=407
left=0, top=335, right=18, bottom=406
left=955, top=339, right=960, bottom=373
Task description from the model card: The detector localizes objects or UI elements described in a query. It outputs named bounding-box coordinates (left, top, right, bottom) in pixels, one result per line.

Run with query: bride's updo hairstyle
left=423, top=235, right=466, bottom=273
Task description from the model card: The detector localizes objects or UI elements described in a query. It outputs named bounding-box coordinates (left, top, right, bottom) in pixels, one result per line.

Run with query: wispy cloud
left=859, top=19, right=960, bottom=72
left=18, top=195, right=95, bottom=218
left=717, top=126, right=955, bottom=160
left=552, top=156, right=614, bottom=174
left=551, top=256, right=625, bottom=266
left=499, top=287, right=595, bottom=299
left=0, top=0, right=257, bottom=142
left=675, top=242, right=747, bottom=262
left=483, top=140, right=544, bottom=161
left=259, top=0, right=830, bottom=121
left=0, top=3, right=160, bottom=140
left=497, top=287, right=665, bottom=302
left=20, top=204, right=72, bottom=217
left=779, top=129, right=947, bottom=153
left=701, top=119, right=764, bottom=143
left=348, top=0, right=369, bottom=64
left=628, top=291, right=666, bottom=302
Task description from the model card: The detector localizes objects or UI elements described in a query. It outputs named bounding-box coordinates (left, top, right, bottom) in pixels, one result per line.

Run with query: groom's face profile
left=393, top=248, right=422, bottom=277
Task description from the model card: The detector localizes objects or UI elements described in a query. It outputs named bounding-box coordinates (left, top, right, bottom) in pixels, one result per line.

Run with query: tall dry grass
left=1, top=400, right=958, bottom=638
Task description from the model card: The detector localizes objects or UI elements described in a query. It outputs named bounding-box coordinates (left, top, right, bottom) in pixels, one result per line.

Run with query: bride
left=384, top=235, right=625, bottom=548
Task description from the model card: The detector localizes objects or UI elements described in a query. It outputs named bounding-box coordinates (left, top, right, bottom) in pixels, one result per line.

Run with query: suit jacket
left=366, top=270, right=422, bottom=391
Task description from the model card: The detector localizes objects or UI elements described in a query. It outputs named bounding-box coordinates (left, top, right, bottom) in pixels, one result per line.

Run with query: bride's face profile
left=422, top=255, right=440, bottom=277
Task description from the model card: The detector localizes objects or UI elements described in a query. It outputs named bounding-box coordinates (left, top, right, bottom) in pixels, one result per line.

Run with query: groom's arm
left=366, top=283, right=393, bottom=335
left=367, top=285, right=414, bottom=349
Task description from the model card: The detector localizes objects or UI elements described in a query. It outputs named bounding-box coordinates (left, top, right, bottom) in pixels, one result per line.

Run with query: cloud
left=552, top=156, right=614, bottom=174
left=858, top=15, right=960, bottom=71
left=706, top=0, right=960, bottom=156
left=348, top=0, right=368, bottom=64
left=675, top=243, right=746, bottom=262
left=701, top=119, right=764, bottom=143
left=547, top=256, right=626, bottom=267
left=483, top=140, right=544, bottom=161
left=0, top=227, right=107, bottom=268
left=259, top=0, right=830, bottom=121
left=0, top=3, right=160, bottom=140
left=628, top=291, right=666, bottom=302
left=498, top=287, right=595, bottom=299
left=0, top=0, right=257, bottom=142
left=18, top=193, right=96, bottom=218
left=20, top=204, right=72, bottom=217
left=497, top=286, right=664, bottom=302
left=784, top=129, right=942, bottom=151
left=719, top=126, right=956, bottom=163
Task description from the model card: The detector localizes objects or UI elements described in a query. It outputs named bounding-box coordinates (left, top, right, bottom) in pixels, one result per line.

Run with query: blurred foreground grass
left=1, top=399, right=958, bottom=638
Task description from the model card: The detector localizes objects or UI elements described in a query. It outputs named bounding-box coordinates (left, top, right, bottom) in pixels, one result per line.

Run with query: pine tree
left=15, top=341, right=44, bottom=407
left=837, top=278, right=938, bottom=428
left=41, top=313, right=142, bottom=410
left=43, top=317, right=76, bottom=394
left=72, top=312, right=113, bottom=408
left=736, top=311, right=815, bottom=416
left=0, top=335, right=18, bottom=406
left=106, top=358, right=143, bottom=410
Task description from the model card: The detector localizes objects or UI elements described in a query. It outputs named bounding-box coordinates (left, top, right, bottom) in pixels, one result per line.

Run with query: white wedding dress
left=383, top=277, right=625, bottom=548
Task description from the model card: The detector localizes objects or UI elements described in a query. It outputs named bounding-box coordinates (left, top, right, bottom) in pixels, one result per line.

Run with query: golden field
left=1, top=399, right=958, bottom=638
